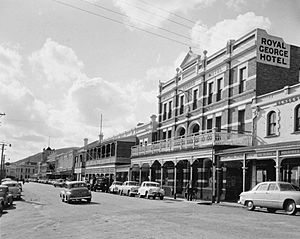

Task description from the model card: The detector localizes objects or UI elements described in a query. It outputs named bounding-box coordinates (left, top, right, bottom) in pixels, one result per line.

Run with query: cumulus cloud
left=191, top=12, right=271, bottom=55
left=113, top=0, right=215, bottom=29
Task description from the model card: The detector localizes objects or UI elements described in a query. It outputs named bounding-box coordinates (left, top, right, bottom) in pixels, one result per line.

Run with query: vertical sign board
left=257, top=30, right=290, bottom=68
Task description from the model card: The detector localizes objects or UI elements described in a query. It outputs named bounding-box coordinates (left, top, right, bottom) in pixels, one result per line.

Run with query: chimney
left=84, top=138, right=88, bottom=146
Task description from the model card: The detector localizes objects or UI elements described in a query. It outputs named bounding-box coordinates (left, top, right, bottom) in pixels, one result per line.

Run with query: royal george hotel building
left=131, top=28, right=300, bottom=202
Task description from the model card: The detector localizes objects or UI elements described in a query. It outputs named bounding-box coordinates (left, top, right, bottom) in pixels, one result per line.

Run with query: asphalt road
left=1, top=183, right=300, bottom=239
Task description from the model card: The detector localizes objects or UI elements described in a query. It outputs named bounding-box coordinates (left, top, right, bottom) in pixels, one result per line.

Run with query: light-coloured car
left=108, top=181, right=123, bottom=194
left=238, top=181, right=300, bottom=215
left=119, top=181, right=140, bottom=197
left=0, top=185, right=13, bottom=210
left=138, top=181, right=164, bottom=200
left=60, top=181, right=91, bottom=204
left=1, top=181, right=21, bottom=199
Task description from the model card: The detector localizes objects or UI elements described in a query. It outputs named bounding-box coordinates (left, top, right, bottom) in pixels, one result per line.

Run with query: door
left=265, top=183, right=281, bottom=208
left=253, top=183, right=268, bottom=207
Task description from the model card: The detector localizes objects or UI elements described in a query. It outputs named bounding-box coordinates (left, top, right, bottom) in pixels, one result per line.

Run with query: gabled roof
left=179, top=48, right=200, bottom=69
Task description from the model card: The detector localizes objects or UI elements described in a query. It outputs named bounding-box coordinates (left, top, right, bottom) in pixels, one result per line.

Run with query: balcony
left=131, top=130, right=252, bottom=157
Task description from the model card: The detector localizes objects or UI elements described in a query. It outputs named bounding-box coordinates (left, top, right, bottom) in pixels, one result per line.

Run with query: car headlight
left=66, top=192, right=72, bottom=195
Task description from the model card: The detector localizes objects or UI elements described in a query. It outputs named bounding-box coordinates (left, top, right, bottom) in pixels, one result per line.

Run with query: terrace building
left=131, top=28, right=300, bottom=201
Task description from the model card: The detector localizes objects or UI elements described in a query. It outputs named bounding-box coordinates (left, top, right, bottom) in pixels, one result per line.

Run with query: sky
left=0, top=0, right=299, bottom=162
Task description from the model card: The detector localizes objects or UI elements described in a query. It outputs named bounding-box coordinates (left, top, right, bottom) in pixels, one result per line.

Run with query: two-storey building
left=131, top=28, right=300, bottom=201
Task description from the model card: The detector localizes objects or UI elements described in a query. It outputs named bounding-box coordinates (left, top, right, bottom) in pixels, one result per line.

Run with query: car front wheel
left=285, top=200, right=297, bottom=215
left=246, top=201, right=255, bottom=211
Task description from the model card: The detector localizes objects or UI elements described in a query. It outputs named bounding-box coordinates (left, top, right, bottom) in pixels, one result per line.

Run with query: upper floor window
left=239, top=67, right=247, bottom=93
left=207, top=118, right=213, bottom=131
left=180, top=95, right=184, bottom=114
left=295, top=105, right=300, bottom=132
left=208, top=82, right=214, bottom=105
left=193, top=89, right=198, bottom=110
left=168, top=101, right=172, bottom=119
left=216, top=78, right=222, bottom=101
left=163, top=103, right=167, bottom=121
left=215, top=116, right=222, bottom=132
left=267, top=111, right=276, bottom=136
left=238, top=110, right=245, bottom=133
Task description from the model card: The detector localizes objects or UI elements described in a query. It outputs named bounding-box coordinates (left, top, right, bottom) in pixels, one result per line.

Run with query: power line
left=138, top=0, right=196, bottom=24
left=78, top=0, right=192, bottom=41
left=117, top=0, right=193, bottom=30
left=52, top=0, right=199, bottom=49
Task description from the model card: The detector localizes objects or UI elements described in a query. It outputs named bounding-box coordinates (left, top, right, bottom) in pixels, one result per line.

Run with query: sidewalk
left=164, top=196, right=243, bottom=208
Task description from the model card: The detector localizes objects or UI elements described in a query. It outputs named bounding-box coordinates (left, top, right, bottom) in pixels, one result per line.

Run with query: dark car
left=0, top=185, right=14, bottom=212
left=91, top=178, right=109, bottom=192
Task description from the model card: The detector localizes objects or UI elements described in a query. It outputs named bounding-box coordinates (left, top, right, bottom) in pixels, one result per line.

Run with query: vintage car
left=60, top=181, right=91, bottom=203
left=1, top=181, right=21, bottom=199
left=138, top=181, right=164, bottom=200
left=91, top=177, right=109, bottom=192
left=53, top=179, right=66, bottom=187
left=238, top=181, right=300, bottom=215
left=108, top=181, right=123, bottom=194
left=119, top=181, right=140, bottom=197
left=0, top=185, right=14, bottom=209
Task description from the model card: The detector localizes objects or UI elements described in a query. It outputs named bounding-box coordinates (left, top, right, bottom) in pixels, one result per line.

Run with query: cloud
left=191, top=12, right=271, bottom=55
left=225, top=0, right=246, bottom=11
left=113, top=0, right=215, bottom=29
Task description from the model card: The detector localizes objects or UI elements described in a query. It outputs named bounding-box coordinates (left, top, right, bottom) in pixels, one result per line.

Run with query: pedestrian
left=187, top=181, right=193, bottom=201
left=186, top=181, right=191, bottom=201
left=22, top=178, right=25, bottom=185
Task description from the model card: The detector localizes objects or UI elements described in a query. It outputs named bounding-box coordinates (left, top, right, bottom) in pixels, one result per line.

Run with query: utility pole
left=0, top=142, right=11, bottom=180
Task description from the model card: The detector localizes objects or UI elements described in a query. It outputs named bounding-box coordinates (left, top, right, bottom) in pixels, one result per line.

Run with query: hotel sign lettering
left=280, top=149, right=300, bottom=156
left=257, top=30, right=290, bottom=68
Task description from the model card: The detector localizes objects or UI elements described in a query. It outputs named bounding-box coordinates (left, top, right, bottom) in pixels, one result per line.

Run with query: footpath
left=164, top=196, right=243, bottom=208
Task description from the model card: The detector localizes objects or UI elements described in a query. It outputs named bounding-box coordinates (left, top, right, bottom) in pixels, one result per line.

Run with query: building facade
left=131, top=28, right=300, bottom=201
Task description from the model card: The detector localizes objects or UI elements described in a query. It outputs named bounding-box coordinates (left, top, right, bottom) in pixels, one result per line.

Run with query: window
left=215, top=116, right=222, bottom=132
left=267, top=111, right=276, bottom=136
left=207, top=118, right=213, bottom=131
left=144, top=139, right=148, bottom=146
left=168, top=130, right=172, bottom=139
left=179, top=95, right=184, bottom=114
left=216, top=78, right=222, bottom=101
left=208, top=82, right=213, bottom=105
left=268, top=183, right=279, bottom=191
left=168, top=101, right=172, bottom=119
left=193, top=89, right=198, bottom=110
left=295, top=105, right=300, bottom=132
left=163, top=103, right=167, bottom=121
left=162, top=131, right=167, bottom=140
left=256, top=183, right=268, bottom=191
left=239, top=67, right=246, bottom=93
left=238, top=110, right=245, bottom=133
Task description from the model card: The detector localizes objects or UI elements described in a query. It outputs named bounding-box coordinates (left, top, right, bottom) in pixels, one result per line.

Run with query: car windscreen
left=279, top=183, right=297, bottom=191
left=70, top=183, right=86, bottom=188
left=115, top=182, right=123, bottom=185
left=3, top=183, right=17, bottom=187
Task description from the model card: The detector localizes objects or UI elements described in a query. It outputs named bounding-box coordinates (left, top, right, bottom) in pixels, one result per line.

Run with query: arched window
left=295, top=105, right=300, bottom=132
left=267, top=111, right=276, bottom=136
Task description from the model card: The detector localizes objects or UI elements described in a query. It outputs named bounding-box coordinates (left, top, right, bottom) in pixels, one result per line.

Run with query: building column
left=174, top=163, right=177, bottom=199
left=275, top=150, right=281, bottom=182
left=242, top=154, right=247, bottom=192
left=139, top=167, right=142, bottom=185
left=212, top=152, right=216, bottom=203
left=128, top=167, right=131, bottom=181
left=149, top=167, right=152, bottom=181
left=251, top=160, right=257, bottom=188
left=160, top=165, right=163, bottom=187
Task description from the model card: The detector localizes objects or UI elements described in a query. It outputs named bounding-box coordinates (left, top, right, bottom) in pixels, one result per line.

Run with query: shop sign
left=280, top=149, right=300, bottom=156
left=257, top=151, right=276, bottom=157
left=257, top=30, right=290, bottom=68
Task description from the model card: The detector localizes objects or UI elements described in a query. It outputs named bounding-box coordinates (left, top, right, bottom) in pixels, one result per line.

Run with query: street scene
left=1, top=0, right=300, bottom=238
left=1, top=182, right=300, bottom=239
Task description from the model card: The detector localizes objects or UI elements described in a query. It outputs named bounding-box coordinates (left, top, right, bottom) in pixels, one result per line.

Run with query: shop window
left=267, top=111, right=276, bottom=136
left=295, top=105, right=300, bottom=132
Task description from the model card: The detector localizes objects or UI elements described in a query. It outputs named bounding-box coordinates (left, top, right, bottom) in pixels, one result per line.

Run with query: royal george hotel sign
left=257, top=30, right=290, bottom=68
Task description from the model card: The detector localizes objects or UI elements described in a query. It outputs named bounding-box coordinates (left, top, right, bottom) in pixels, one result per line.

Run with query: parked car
left=1, top=181, right=21, bottom=199
left=138, top=181, right=164, bottom=200
left=53, top=179, right=66, bottom=187
left=1, top=178, right=12, bottom=184
left=60, top=181, right=91, bottom=204
left=91, top=178, right=109, bottom=192
left=238, top=181, right=300, bottom=215
left=119, top=181, right=140, bottom=197
left=0, top=185, right=14, bottom=209
left=108, top=181, right=123, bottom=194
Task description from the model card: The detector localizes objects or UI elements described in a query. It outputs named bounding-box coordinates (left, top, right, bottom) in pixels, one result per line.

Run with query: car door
left=253, top=183, right=268, bottom=207
left=265, top=183, right=280, bottom=208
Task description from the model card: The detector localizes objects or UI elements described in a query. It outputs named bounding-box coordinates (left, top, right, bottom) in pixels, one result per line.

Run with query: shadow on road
left=65, top=201, right=100, bottom=206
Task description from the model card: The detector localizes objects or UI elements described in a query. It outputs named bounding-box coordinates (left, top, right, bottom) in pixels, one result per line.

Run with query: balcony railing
left=131, top=130, right=252, bottom=157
